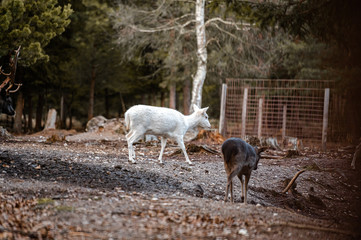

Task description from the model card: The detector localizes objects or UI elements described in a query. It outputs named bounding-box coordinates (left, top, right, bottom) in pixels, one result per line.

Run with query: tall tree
left=67, top=0, right=132, bottom=120
left=0, top=0, right=72, bottom=66
left=112, top=1, right=199, bottom=110
left=191, top=0, right=207, bottom=110
left=0, top=0, right=72, bottom=132
left=112, top=0, right=285, bottom=113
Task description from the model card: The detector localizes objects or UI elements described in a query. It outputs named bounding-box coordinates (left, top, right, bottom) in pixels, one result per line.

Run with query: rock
left=283, top=136, right=304, bottom=151
left=44, top=108, right=57, bottom=130
left=86, top=116, right=107, bottom=132
left=260, top=137, right=282, bottom=150
left=86, top=116, right=127, bottom=134
left=245, top=135, right=261, bottom=146
left=0, top=126, right=12, bottom=139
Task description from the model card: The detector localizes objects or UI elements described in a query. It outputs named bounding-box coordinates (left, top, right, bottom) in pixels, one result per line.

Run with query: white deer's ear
left=193, top=104, right=200, bottom=111
left=202, top=106, right=209, bottom=112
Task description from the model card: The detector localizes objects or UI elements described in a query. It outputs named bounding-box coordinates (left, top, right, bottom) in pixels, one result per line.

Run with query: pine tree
left=0, top=0, right=72, bottom=133
left=0, top=0, right=73, bottom=66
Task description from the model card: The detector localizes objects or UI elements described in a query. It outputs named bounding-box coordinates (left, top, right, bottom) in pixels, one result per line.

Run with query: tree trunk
left=105, top=88, right=109, bottom=118
left=183, top=78, right=191, bottom=115
left=88, top=65, right=96, bottom=121
left=141, top=94, right=146, bottom=104
left=119, top=92, right=126, bottom=117
left=68, top=105, right=72, bottom=130
left=60, top=94, right=65, bottom=129
left=35, top=93, right=44, bottom=131
left=68, top=115, right=72, bottom=129
left=22, top=111, right=27, bottom=133
left=190, top=0, right=207, bottom=112
left=169, top=82, right=176, bottom=109
left=152, top=93, right=157, bottom=106
left=13, top=91, right=24, bottom=134
left=68, top=99, right=73, bottom=129
left=65, top=92, right=74, bottom=130
left=27, top=94, right=33, bottom=132
left=161, top=91, right=165, bottom=107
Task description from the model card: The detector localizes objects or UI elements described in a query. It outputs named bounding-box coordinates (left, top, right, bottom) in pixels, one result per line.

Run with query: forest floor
left=0, top=128, right=360, bottom=239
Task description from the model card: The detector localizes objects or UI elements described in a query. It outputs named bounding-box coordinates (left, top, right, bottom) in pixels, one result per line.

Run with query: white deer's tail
left=124, top=111, right=130, bottom=131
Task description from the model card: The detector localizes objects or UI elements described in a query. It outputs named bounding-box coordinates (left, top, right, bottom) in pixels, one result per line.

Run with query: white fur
left=125, top=104, right=211, bottom=164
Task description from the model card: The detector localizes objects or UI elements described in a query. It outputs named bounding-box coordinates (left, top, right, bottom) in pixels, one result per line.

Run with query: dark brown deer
left=222, top=137, right=265, bottom=204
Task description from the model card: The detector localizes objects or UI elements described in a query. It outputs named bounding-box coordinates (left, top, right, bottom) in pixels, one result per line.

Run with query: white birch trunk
left=190, top=0, right=207, bottom=112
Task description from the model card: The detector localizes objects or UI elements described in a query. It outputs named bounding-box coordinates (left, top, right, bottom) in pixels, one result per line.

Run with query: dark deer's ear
left=255, top=147, right=267, bottom=155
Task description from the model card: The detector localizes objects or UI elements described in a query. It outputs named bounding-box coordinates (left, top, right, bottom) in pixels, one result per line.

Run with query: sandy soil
left=0, top=129, right=360, bottom=239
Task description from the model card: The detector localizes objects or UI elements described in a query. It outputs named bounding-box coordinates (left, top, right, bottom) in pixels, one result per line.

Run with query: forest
left=0, top=0, right=360, bottom=140
left=1, top=1, right=361, bottom=239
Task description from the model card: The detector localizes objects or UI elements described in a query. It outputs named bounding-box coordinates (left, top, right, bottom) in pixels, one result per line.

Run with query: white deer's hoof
left=187, top=161, right=194, bottom=166
left=128, top=159, right=136, bottom=164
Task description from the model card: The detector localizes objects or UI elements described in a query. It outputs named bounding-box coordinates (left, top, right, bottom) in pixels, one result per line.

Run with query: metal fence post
left=241, top=88, right=248, bottom=139
left=322, top=88, right=330, bottom=151
left=282, top=105, right=287, bottom=140
left=257, top=98, right=263, bottom=138
left=219, top=83, right=227, bottom=136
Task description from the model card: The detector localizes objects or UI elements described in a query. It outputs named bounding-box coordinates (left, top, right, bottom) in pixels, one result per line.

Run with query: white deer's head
left=193, top=104, right=211, bottom=129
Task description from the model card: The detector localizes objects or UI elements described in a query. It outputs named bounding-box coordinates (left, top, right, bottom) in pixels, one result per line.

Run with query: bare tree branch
left=205, top=17, right=251, bottom=30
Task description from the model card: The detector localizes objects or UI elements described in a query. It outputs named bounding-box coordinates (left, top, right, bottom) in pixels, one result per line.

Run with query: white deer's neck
left=184, top=112, right=199, bottom=130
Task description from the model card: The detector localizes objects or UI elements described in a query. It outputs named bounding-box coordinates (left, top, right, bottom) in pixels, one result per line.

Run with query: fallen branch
left=260, top=154, right=283, bottom=159
left=282, top=169, right=306, bottom=193
left=200, top=145, right=219, bottom=154
left=69, top=231, right=98, bottom=238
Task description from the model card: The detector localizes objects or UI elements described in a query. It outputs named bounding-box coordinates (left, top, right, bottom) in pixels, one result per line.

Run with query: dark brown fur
left=222, top=138, right=265, bottom=203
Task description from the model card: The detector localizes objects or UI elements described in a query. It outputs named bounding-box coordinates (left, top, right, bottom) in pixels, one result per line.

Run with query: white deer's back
left=126, top=105, right=186, bottom=137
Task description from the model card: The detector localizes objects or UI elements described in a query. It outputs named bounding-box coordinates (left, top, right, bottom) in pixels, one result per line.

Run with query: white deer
left=125, top=104, right=211, bottom=165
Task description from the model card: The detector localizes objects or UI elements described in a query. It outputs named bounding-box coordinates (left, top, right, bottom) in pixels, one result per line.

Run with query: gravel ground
left=0, top=131, right=360, bottom=239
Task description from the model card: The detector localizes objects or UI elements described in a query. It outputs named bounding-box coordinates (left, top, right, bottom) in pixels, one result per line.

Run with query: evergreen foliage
left=0, top=0, right=73, bottom=66
left=0, top=0, right=359, bottom=138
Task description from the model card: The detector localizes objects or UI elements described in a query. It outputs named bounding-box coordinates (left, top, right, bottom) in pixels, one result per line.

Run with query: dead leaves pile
left=195, top=130, right=225, bottom=144
left=0, top=194, right=55, bottom=239
left=119, top=205, right=243, bottom=238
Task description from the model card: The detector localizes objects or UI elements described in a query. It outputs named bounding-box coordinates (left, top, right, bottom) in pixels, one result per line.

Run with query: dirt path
left=0, top=133, right=360, bottom=239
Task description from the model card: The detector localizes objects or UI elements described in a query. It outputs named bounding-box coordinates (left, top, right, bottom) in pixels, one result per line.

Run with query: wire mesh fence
left=223, top=79, right=336, bottom=146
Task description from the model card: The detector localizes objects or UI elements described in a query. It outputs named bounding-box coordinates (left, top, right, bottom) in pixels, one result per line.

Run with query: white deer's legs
left=158, top=137, right=167, bottom=164
left=175, top=137, right=192, bottom=165
left=126, top=129, right=144, bottom=163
